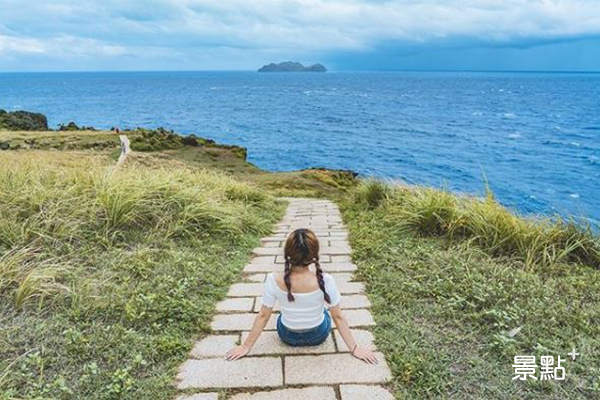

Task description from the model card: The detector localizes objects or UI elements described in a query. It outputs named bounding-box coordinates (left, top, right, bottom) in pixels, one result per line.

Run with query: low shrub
left=0, top=109, right=48, bottom=131
left=57, top=122, right=96, bottom=131
left=351, top=179, right=392, bottom=209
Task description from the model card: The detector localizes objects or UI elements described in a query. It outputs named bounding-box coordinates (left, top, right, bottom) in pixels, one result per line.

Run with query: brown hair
left=283, top=228, right=331, bottom=303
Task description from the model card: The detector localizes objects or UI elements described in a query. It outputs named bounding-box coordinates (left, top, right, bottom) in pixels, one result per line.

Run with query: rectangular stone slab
left=176, top=357, right=283, bottom=389
left=229, top=386, right=337, bottom=400
left=344, top=309, right=376, bottom=327
left=329, top=232, right=348, bottom=237
left=243, top=263, right=281, bottom=273
left=262, top=241, right=283, bottom=248
left=334, top=329, right=376, bottom=352
left=340, top=385, right=394, bottom=400
left=339, top=294, right=371, bottom=309
left=331, top=255, right=352, bottom=263
left=319, top=245, right=352, bottom=255
left=211, top=313, right=277, bottom=331
left=245, top=273, right=267, bottom=283
left=311, top=231, right=343, bottom=237
left=260, top=237, right=285, bottom=244
left=284, top=353, right=391, bottom=385
left=330, top=273, right=354, bottom=284
left=227, top=283, right=264, bottom=297
left=337, top=281, right=365, bottom=294
left=251, top=256, right=277, bottom=264
left=252, top=247, right=284, bottom=256
left=190, top=334, right=239, bottom=358
left=328, top=240, right=350, bottom=247
left=319, top=263, right=357, bottom=272
left=216, top=298, right=255, bottom=312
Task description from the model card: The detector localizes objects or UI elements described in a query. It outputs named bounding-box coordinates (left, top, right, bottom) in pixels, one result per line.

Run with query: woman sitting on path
left=226, top=228, right=378, bottom=364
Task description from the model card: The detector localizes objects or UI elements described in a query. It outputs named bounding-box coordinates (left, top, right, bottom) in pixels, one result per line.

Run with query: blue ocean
left=1, top=71, right=599, bottom=223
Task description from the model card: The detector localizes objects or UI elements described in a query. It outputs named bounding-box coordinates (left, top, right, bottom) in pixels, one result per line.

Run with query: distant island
left=258, top=61, right=327, bottom=72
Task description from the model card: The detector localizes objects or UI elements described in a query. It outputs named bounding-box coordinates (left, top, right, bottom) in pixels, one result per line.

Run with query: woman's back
left=262, top=271, right=341, bottom=330
left=274, top=271, right=319, bottom=293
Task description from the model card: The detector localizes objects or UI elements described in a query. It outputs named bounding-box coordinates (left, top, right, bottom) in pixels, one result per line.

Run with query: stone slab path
left=175, top=198, right=393, bottom=400
left=116, top=135, right=131, bottom=167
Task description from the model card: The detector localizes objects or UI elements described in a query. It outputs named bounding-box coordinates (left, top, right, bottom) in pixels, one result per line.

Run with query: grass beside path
left=0, top=152, right=284, bottom=399
left=341, top=181, right=600, bottom=399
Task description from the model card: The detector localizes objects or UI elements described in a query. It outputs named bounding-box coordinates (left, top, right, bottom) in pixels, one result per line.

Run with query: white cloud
left=0, top=0, right=599, bottom=69
left=0, top=34, right=131, bottom=57
left=0, top=35, right=45, bottom=54
left=161, top=0, right=600, bottom=46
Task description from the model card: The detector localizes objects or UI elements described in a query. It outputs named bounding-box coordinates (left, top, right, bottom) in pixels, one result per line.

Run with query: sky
left=0, top=0, right=599, bottom=72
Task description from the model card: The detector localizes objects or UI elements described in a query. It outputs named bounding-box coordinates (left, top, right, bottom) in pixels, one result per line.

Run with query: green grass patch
left=0, top=152, right=284, bottom=399
left=342, top=181, right=600, bottom=399
left=0, top=129, right=359, bottom=199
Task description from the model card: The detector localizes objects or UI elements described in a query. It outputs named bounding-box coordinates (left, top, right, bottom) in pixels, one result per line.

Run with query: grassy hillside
left=342, top=181, right=600, bottom=399
left=0, top=151, right=285, bottom=399
left=0, top=126, right=358, bottom=399
left=2, top=127, right=598, bottom=399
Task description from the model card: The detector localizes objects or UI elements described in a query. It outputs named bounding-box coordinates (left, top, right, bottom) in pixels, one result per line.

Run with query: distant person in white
left=226, top=228, right=378, bottom=364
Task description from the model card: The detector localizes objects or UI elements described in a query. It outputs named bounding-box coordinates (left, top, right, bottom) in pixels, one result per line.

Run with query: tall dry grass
left=349, top=180, right=600, bottom=269
left=0, top=152, right=276, bottom=308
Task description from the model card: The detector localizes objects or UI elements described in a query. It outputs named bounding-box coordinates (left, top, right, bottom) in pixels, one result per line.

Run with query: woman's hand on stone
left=352, top=346, right=378, bottom=364
left=226, top=345, right=250, bottom=361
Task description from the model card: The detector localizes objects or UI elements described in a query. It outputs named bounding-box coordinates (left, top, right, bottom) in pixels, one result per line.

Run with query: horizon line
left=1, top=68, right=600, bottom=74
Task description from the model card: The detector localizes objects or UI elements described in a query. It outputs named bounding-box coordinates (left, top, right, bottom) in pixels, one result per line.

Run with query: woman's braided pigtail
left=284, top=257, right=294, bottom=302
left=314, top=259, right=331, bottom=304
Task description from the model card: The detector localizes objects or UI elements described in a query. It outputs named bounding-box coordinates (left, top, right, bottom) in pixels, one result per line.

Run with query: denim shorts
left=277, top=311, right=331, bottom=347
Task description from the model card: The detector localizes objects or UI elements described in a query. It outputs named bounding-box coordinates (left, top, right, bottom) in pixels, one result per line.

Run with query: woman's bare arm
left=329, top=305, right=378, bottom=364
left=226, top=305, right=273, bottom=360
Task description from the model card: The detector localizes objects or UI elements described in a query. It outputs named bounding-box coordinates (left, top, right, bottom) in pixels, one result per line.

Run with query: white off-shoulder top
left=260, top=272, right=342, bottom=330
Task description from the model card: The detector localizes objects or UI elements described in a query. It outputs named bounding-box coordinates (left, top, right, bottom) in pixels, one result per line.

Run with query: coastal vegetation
left=0, top=127, right=246, bottom=156
left=342, top=180, right=600, bottom=399
left=0, top=127, right=357, bottom=198
left=0, top=110, right=48, bottom=131
left=0, top=151, right=284, bottom=399
left=57, top=122, right=97, bottom=131
left=0, top=121, right=358, bottom=399
left=1, top=115, right=598, bottom=399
